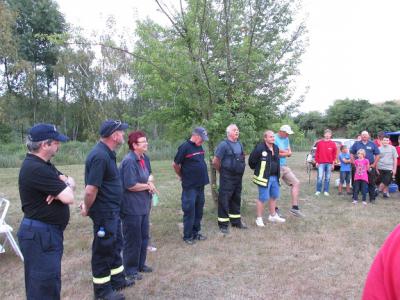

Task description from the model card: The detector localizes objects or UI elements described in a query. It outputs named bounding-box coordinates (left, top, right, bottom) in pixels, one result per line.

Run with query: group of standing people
left=313, top=130, right=398, bottom=204
left=18, top=121, right=156, bottom=300
left=173, top=123, right=305, bottom=246
left=16, top=120, right=306, bottom=299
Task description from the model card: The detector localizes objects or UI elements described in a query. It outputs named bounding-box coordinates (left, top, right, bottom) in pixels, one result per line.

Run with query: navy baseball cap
left=99, top=119, right=129, bottom=137
left=29, top=124, right=69, bottom=142
left=192, top=127, right=209, bottom=141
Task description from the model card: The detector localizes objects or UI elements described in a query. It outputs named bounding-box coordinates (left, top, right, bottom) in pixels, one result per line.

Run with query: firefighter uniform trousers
left=217, top=170, right=243, bottom=228
left=90, top=211, right=125, bottom=297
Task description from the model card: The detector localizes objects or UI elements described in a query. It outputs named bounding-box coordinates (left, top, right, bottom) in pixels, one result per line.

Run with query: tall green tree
left=132, top=0, right=306, bottom=200
left=325, top=99, right=372, bottom=130
left=5, top=0, right=66, bottom=122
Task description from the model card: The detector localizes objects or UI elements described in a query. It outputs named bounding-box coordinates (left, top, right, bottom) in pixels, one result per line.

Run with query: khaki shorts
left=280, top=166, right=300, bottom=186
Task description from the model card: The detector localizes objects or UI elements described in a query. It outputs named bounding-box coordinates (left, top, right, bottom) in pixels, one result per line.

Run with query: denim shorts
left=340, top=171, right=351, bottom=184
left=258, top=176, right=280, bottom=202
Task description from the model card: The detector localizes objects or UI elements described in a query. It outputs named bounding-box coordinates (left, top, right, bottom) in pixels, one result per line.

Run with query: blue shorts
left=258, top=176, right=280, bottom=203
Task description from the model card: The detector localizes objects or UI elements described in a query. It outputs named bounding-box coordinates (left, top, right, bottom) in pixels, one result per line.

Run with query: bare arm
left=51, top=186, right=74, bottom=205
left=81, top=185, right=98, bottom=216
left=172, top=162, right=182, bottom=179
left=372, top=155, right=380, bottom=169
left=212, top=156, right=221, bottom=172
left=127, top=182, right=157, bottom=194
left=278, top=147, right=292, bottom=158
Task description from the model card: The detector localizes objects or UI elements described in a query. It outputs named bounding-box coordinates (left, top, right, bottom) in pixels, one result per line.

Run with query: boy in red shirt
left=315, top=129, right=337, bottom=196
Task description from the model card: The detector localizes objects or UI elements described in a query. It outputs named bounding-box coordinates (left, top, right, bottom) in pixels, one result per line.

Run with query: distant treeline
left=294, top=99, right=400, bottom=138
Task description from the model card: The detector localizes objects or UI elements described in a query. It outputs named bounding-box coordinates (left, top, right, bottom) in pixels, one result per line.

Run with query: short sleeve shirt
left=350, top=141, right=380, bottom=164
left=18, top=153, right=69, bottom=226
left=274, top=134, right=290, bottom=166
left=215, top=140, right=243, bottom=170
left=339, top=153, right=351, bottom=172
left=120, top=152, right=152, bottom=216
left=85, top=142, right=122, bottom=213
left=378, top=145, right=398, bottom=171
left=174, top=140, right=209, bottom=189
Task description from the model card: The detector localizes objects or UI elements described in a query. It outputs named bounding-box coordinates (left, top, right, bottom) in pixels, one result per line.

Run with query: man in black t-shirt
left=173, top=127, right=210, bottom=245
left=18, top=123, right=75, bottom=300
left=81, top=119, right=133, bottom=300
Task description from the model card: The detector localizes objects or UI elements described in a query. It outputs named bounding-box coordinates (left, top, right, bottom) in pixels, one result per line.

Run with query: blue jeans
left=316, top=163, right=332, bottom=193
left=121, top=213, right=149, bottom=276
left=18, top=218, right=64, bottom=300
left=181, top=187, right=205, bottom=240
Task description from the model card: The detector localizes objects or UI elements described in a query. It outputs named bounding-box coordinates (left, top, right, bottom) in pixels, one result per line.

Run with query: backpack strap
left=224, top=139, right=243, bottom=155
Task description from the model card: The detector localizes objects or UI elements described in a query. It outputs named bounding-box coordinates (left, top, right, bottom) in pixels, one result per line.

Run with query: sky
left=57, top=0, right=400, bottom=113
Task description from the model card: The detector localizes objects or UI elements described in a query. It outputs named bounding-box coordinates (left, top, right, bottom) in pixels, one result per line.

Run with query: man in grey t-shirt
left=212, top=124, right=246, bottom=234
left=377, top=136, right=398, bottom=197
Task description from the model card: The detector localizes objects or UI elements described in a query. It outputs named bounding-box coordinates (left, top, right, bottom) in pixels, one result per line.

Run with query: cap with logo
left=29, top=123, right=69, bottom=142
left=99, top=119, right=129, bottom=137
left=192, top=127, right=209, bottom=141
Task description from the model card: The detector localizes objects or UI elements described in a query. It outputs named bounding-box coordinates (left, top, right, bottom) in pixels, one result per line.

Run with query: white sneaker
left=352, top=200, right=357, bottom=204
left=315, top=191, right=321, bottom=196
left=324, top=192, right=330, bottom=196
left=268, top=213, right=286, bottom=223
left=362, top=201, right=367, bottom=206
left=255, top=217, right=265, bottom=227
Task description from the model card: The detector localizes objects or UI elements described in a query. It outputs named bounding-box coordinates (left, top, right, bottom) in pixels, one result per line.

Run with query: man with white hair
left=350, top=130, right=380, bottom=203
left=274, top=125, right=304, bottom=217
left=213, top=124, right=246, bottom=234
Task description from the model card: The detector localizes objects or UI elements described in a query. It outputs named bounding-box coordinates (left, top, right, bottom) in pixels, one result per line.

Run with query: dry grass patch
left=0, top=153, right=399, bottom=299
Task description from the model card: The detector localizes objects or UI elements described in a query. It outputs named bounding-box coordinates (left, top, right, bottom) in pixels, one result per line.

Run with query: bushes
left=0, top=140, right=182, bottom=168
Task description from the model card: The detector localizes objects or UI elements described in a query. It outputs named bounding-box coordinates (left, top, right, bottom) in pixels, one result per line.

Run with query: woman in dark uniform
left=120, top=131, right=156, bottom=281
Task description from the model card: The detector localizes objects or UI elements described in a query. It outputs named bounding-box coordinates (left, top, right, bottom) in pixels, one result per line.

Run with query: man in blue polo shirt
left=81, top=120, right=133, bottom=300
left=350, top=130, right=380, bottom=203
left=173, top=127, right=210, bottom=245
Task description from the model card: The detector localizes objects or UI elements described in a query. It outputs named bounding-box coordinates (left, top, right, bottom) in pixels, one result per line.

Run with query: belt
left=22, top=218, right=65, bottom=231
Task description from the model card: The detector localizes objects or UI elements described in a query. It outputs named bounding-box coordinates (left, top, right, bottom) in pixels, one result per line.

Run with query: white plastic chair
left=0, top=198, right=24, bottom=261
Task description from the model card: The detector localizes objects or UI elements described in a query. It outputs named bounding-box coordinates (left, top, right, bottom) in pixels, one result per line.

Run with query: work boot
left=95, top=290, right=125, bottom=300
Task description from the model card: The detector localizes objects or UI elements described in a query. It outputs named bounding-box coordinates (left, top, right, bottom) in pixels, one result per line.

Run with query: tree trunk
left=208, top=140, right=218, bottom=204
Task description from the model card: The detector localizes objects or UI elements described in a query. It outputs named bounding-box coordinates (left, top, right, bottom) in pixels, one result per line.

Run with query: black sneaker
left=183, top=238, right=196, bottom=245
left=289, top=208, right=305, bottom=218
left=275, top=208, right=284, bottom=218
left=96, top=290, right=125, bottom=300
left=219, top=227, right=229, bottom=234
left=139, top=265, right=153, bottom=273
left=232, top=222, right=248, bottom=229
left=194, top=233, right=207, bottom=241
left=383, top=192, right=390, bottom=198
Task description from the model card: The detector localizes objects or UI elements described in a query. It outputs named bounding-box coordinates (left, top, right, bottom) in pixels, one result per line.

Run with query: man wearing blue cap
left=81, top=120, right=133, bottom=300
left=18, top=123, right=75, bottom=300
left=173, top=127, right=210, bottom=245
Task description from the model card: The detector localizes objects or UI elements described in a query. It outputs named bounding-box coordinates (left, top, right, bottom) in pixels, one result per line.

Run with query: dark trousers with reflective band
left=218, top=170, right=243, bottom=228
left=90, top=211, right=125, bottom=297
left=121, top=213, right=149, bottom=276
left=181, top=186, right=205, bottom=240
left=17, top=218, right=64, bottom=300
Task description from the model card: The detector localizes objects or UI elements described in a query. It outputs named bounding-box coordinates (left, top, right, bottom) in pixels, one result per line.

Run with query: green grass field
left=0, top=152, right=399, bottom=299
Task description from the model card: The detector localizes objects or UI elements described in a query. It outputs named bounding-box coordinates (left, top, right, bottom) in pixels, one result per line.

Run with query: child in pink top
left=353, top=149, right=370, bottom=205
